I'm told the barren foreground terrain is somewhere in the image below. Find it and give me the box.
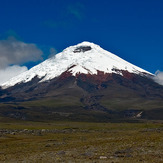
[0,120,162,163]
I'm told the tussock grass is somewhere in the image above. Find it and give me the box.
[0,121,162,162]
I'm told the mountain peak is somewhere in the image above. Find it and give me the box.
[1,42,152,88]
[75,41,99,47]
[72,41,102,53]
[63,41,100,54]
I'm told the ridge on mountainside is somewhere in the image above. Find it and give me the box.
[0,42,163,122]
[1,41,152,88]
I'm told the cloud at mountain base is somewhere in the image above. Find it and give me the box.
[0,65,27,85]
[153,70,163,86]
[0,36,43,85]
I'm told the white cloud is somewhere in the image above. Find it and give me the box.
[153,70,163,86]
[0,37,43,69]
[0,36,43,85]
[0,65,28,85]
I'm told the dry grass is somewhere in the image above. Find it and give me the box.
[0,121,163,162]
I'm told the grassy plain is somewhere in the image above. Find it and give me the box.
[0,120,162,163]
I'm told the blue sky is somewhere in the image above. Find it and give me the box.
[0,0,163,83]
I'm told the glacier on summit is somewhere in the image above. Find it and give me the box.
[1,41,151,88]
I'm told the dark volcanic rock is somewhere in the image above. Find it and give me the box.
[73,46,92,53]
[0,70,163,121]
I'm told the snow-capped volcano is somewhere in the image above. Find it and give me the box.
[1,41,151,88]
[0,42,163,122]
